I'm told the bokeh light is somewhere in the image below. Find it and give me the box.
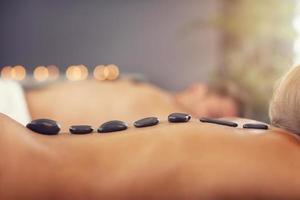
[11,65,26,81]
[93,65,108,81]
[47,65,60,80]
[93,64,120,81]
[1,66,13,80]
[106,64,120,80]
[79,65,89,80]
[34,66,49,82]
[66,65,88,81]
[293,15,300,33]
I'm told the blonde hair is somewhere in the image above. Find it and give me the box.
[269,65,300,134]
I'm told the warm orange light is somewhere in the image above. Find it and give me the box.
[106,64,120,80]
[79,65,89,80]
[1,66,13,80]
[11,65,26,81]
[34,66,49,82]
[93,65,108,81]
[66,65,88,81]
[47,65,60,80]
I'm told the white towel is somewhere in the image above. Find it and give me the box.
[0,80,31,125]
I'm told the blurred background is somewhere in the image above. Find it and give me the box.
[0,0,298,121]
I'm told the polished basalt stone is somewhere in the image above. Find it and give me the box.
[134,117,159,128]
[243,123,269,130]
[199,117,238,127]
[168,113,191,123]
[69,125,94,134]
[98,120,128,133]
[26,119,61,135]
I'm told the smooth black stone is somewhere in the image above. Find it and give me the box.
[199,117,238,127]
[69,125,93,134]
[134,117,159,128]
[98,120,128,133]
[26,119,61,135]
[168,113,191,123]
[243,123,269,130]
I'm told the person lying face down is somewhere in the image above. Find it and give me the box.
[0,109,300,199]
[1,69,300,199]
[270,65,300,135]
[25,79,243,131]
[175,81,244,118]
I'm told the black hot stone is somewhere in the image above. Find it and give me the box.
[26,119,61,135]
[134,117,159,128]
[69,125,93,134]
[199,117,238,127]
[168,113,191,123]
[98,120,128,133]
[243,123,269,130]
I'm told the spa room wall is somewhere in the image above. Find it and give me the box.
[0,0,221,90]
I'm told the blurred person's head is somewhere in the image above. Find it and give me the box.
[270,65,300,135]
[176,81,245,118]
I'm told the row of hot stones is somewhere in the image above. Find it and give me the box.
[26,113,269,135]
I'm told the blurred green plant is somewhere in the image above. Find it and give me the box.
[210,0,296,121]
